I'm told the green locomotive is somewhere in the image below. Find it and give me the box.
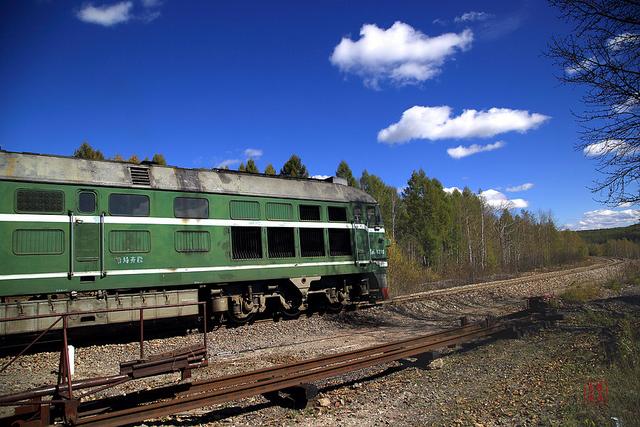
[0,151,389,335]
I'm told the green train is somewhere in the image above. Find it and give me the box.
[0,151,389,335]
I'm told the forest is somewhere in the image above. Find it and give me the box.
[72,143,639,292]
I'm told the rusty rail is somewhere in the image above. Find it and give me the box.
[1,299,559,426]
[0,301,209,425]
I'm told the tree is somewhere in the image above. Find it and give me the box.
[73,142,104,160]
[399,170,453,268]
[280,154,309,177]
[128,155,141,164]
[336,160,358,187]
[151,153,167,166]
[245,159,259,173]
[238,162,246,172]
[359,170,402,239]
[113,154,124,162]
[548,0,640,205]
[264,163,276,175]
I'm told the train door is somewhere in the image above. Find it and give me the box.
[72,190,102,278]
[352,204,370,264]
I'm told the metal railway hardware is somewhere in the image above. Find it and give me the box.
[0,301,209,427]
[0,297,562,426]
[0,150,389,336]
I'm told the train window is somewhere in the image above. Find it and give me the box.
[78,191,96,213]
[16,189,64,213]
[353,205,363,223]
[300,228,325,257]
[109,194,150,216]
[366,206,379,225]
[231,227,262,259]
[300,205,321,221]
[328,229,351,256]
[328,206,347,222]
[174,197,209,219]
[267,227,295,258]
[266,203,293,220]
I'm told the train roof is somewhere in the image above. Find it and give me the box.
[0,150,377,204]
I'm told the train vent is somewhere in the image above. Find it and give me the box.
[129,166,151,186]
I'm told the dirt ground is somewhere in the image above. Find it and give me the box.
[0,259,636,426]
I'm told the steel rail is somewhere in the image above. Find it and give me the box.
[387,259,623,304]
[74,321,509,426]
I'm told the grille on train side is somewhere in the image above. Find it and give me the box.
[129,167,151,186]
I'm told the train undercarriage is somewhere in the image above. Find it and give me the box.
[0,273,385,337]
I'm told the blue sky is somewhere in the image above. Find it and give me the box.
[1,0,638,230]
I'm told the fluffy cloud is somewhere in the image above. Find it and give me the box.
[443,186,462,194]
[480,189,528,209]
[607,32,639,51]
[244,148,263,159]
[330,22,473,86]
[378,106,549,144]
[447,141,505,159]
[216,159,240,169]
[311,175,331,180]
[506,182,534,192]
[567,209,639,230]
[76,2,133,26]
[454,11,492,23]
[583,139,637,157]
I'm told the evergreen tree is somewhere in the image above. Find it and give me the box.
[73,142,104,160]
[280,154,308,177]
[151,153,167,166]
[112,154,124,162]
[336,160,358,187]
[264,164,276,175]
[128,155,141,164]
[238,162,246,172]
[245,159,259,173]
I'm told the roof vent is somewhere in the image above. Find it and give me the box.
[129,166,151,186]
[323,176,348,186]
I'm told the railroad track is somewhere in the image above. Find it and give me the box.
[386,258,624,305]
[1,301,558,427]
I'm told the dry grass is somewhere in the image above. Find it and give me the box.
[560,282,602,304]
[386,242,438,297]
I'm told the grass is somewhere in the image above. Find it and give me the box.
[561,314,640,427]
[560,282,602,304]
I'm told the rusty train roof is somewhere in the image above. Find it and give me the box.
[0,151,377,204]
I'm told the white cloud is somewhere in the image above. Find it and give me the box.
[216,159,240,168]
[330,21,473,86]
[76,2,133,27]
[244,148,263,159]
[506,182,534,192]
[613,97,638,114]
[454,11,492,23]
[447,141,505,159]
[583,139,637,157]
[311,175,331,180]
[607,32,639,52]
[444,186,462,194]
[378,106,549,144]
[567,209,639,230]
[480,189,528,209]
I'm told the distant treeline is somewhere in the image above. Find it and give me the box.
[578,224,640,244]
[72,142,638,291]
[578,224,640,259]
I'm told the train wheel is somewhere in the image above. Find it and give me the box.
[280,293,302,319]
[325,302,343,314]
[227,310,256,325]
